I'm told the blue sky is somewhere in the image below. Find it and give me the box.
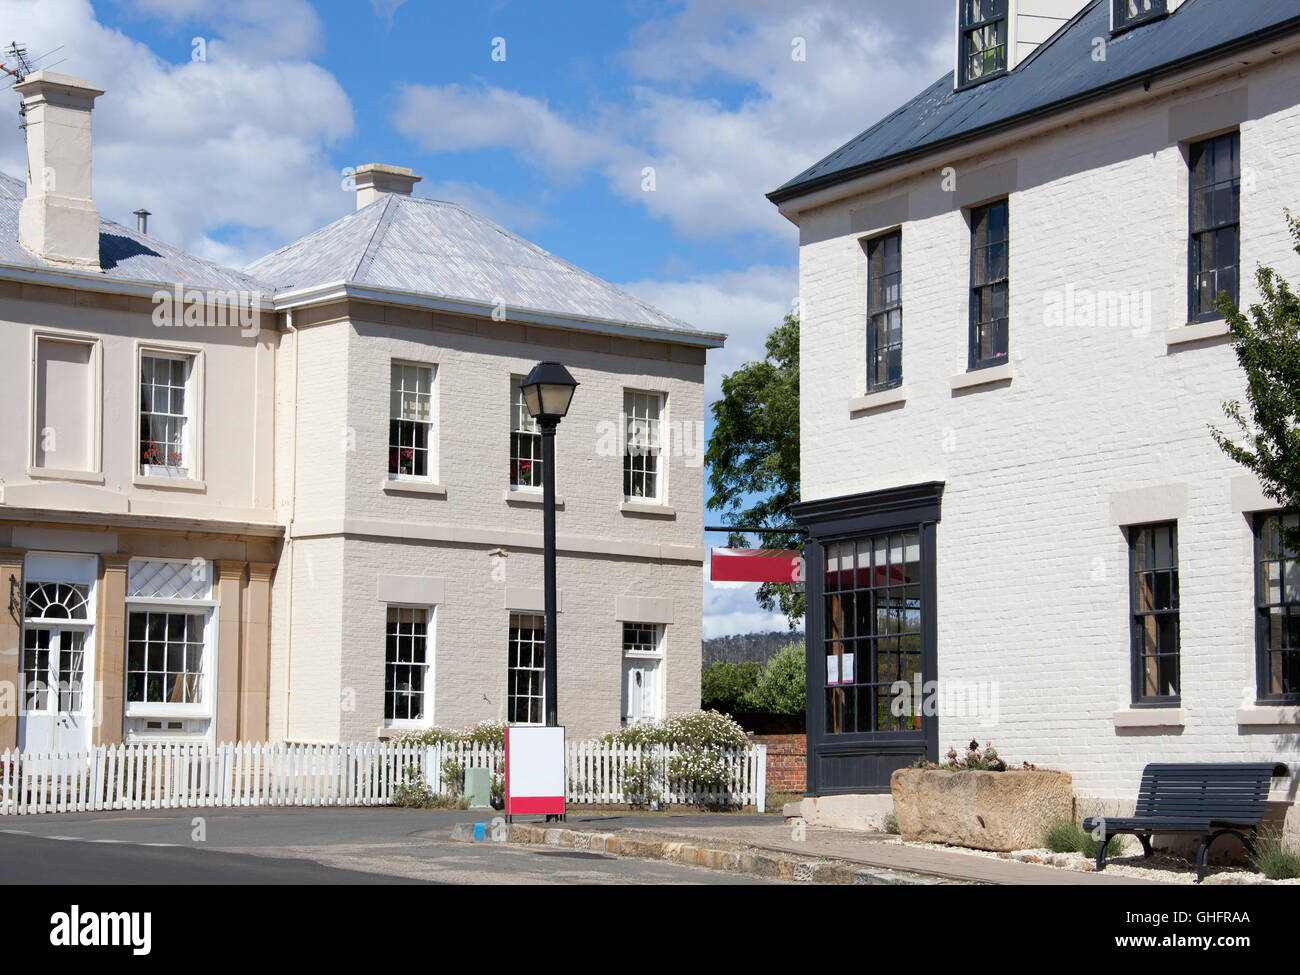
[0,0,954,636]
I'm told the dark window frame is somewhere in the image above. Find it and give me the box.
[1253,511,1300,705]
[957,0,1007,89]
[1187,131,1241,324]
[1112,0,1168,34]
[1128,522,1181,707]
[792,482,943,796]
[968,198,1009,370]
[865,230,903,392]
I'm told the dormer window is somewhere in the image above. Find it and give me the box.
[1112,0,1167,33]
[959,0,1007,88]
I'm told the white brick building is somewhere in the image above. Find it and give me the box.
[0,74,722,753]
[772,0,1300,821]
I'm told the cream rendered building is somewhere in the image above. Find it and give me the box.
[0,71,723,752]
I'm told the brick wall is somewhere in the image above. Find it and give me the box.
[751,733,806,795]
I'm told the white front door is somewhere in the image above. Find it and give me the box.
[18,555,97,755]
[622,658,662,725]
[19,627,92,753]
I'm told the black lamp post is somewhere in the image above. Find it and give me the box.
[519,361,578,727]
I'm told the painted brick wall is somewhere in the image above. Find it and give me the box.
[275,312,709,744]
[796,52,1300,806]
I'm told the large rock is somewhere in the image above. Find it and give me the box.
[891,768,1073,852]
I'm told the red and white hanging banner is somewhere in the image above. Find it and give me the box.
[709,548,803,584]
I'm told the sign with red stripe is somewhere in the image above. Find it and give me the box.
[710,548,803,584]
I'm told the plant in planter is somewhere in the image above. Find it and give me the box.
[892,740,1072,852]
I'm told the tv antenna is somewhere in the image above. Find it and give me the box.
[2,43,66,130]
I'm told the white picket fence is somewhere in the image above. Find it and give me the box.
[0,740,766,815]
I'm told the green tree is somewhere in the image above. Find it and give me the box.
[700,660,761,713]
[743,642,807,715]
[1212,211,1300,549]
[706,312,802,625]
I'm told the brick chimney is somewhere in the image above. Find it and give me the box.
[15,71,104,272]
[352,163,421,210]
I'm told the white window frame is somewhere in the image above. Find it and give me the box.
[135,343,204,485]
[509,375,543,493]
[623,389,666,503]
[622,621,663,659]
[384,604,434,729]
[388,360,436,483]
[507,612,546,726]
[123,558,218,732]
[28,329,103,482]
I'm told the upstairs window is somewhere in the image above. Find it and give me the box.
[139,353,193,478]
[510,377,542,490]
[624,390,663,502]
[1113,0,1167,33]
[866,231,902,392]
[1188,131,1240,323]
[959,0,1006,87]
[968,199,1009,369]
[1129,523,1180,705]
[389,362,433,480]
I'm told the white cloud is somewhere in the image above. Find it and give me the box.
[392,82,618,180]
[119,0,325,60]
[388,0,953,241]
[0,0,353,267]
[619,264,797,402]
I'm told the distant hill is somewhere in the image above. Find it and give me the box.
[703,630,805,666]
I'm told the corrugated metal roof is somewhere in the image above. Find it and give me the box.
[0,172,271,294]
[247,193,704,336]
[770,0,1300,205]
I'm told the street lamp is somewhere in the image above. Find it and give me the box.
[519,361,578,727]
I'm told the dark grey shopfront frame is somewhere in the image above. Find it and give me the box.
[792,482,942,796]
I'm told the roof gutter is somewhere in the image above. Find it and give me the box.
[270,280,728,349]
[768,14,1300,213]
[0,260,273,301]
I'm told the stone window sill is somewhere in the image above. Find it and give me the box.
[621,501,676,519]
[848,386,907,415]
[27,467,104,485]
[1166,319,1231,349]
[1113,707,1185,729]
[1236,706,1300,727]
[132,474,206,492]
[505,490,564,508]
[381,478,446,497]
[950,362,1013,392]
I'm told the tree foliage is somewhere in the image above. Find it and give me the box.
[705,312,803,625]
[1212,211,1300,549]
[742,642,807,715]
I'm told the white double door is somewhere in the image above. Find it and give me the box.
[18,625,93,753]
[622,658,662,725]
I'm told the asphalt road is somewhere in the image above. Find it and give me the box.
[0,807,788,885]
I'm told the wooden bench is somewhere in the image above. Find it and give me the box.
[1082,762,1289,882]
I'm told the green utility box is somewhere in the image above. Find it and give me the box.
[465,768,493,810]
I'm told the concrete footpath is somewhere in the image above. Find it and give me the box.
[454,818,1166,885]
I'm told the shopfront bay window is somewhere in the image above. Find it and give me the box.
[823,532,923,734]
